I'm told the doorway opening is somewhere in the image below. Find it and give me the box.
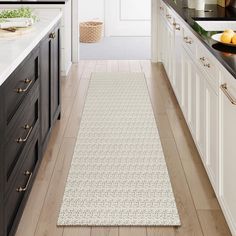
[78,0,151,60]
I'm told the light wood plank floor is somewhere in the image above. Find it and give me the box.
[16,60,231,236]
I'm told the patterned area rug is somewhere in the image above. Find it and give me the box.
[58,72,180,226]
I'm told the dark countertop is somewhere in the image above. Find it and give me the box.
[163,0,236,78]
[0,0,68,4]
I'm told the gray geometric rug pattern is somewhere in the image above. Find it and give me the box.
[58,72,181,226]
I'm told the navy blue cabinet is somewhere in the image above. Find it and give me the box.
[0,22,61,236]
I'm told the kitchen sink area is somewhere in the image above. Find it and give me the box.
[194,20,236,32]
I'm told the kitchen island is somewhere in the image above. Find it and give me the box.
[0,0,73,76]
[0,10,62,236]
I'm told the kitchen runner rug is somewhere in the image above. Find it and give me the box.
[58,72,181,226]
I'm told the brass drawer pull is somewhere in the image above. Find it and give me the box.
[184,36,193,44]
[174,23,181,31]
[16,171,32,192]
[166,14,172,19]
[200,57,205,61]
[49,32,56,39]
[221,83,236,105]
[15,79,33,94]
[16,125,33,143]
[200,57,210,68]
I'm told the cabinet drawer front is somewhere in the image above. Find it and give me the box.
[182,26,196,57]
[5,136,39,236]
[197,45,220,92]
[4,49,39,123]
[5,86,39,187]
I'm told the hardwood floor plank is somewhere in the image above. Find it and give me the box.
[81,60,97,79]
[166,108,220,210]
[147,227,175,236]
[107,60,119,72]
[160,138,204,236]
[198,210,231,236]
[62,64,83,99]
[64,77,90,138]
[155,114,174,139]
[15,61,231,236]
[119,227,147,236]
[95,60,107,72]
[129,60,142,72]
[118,60,130,72]
[140,60,152,78]
[149,63,178,110]
[91,227,118,236]
[63,227,91,236]
[34,138,76,236]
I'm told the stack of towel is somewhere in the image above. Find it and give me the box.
[0,18,34,29]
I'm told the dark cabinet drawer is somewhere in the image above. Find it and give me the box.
[3,48,39,123]
[5,83,39,187]
[5,134,39,236]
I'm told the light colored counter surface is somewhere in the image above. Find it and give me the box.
[0,10,62,86]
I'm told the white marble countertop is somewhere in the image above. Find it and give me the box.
[0,10,62,86]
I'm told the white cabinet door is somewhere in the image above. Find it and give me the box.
[181,48,189,120]
[205,80,219,191]
[181,47,197,140]
[220,75,236,233]
[159,15,167,68]
[166,24,174,83]
[195,67,206,159]
[188,56,196,136]
[173,20,182,103]
[105,0,151,36]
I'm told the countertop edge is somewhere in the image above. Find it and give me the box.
[162,0,236,79]
[0,2,66,4]
[0,12,62,86]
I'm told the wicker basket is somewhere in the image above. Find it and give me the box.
[80,21,103,43]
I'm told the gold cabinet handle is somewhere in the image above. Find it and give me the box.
[49,32,56,39]
[200,57,206,62]
[221,83,236,105]
[173,22,181,30]
[166,14,172,19]
[15,79,33,93]
[204,63,211,68]
[184,36,192,44]
[16,125,33,143]
[200,57,210,68]
[16,171,32,192]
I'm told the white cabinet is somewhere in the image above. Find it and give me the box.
[166,24,174,83]
[181,48,189,121]
[173,19,182,102]
[195,67,206,159]
[220,74,236,233]
[205,80,219,191]
[158,1,236,234]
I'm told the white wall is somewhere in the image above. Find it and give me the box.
[78,0,105,23]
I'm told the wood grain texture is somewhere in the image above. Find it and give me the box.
[63,227,91,236]
[15,60,231,236]
[119,227,147,236]
[91,227,118,236]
